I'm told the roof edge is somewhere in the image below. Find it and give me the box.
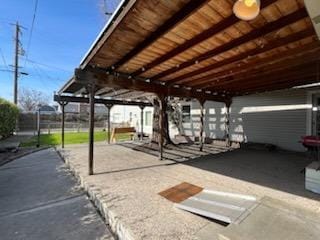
[79,0,137,68]
[58,76,76,94]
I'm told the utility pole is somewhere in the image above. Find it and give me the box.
[13,22,20,105]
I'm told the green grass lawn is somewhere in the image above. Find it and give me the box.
[21,131,131,147]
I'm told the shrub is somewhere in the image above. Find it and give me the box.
[0,98,19,139]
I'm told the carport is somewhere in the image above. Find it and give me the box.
[57,0,320,175]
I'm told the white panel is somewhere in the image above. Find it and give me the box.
[181,89,310,152]
[175,190,257,224]
[306,161,320,194]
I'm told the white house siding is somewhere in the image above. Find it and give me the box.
[181,89,312,152]
[181,101,226,139]
[110,106,154,135]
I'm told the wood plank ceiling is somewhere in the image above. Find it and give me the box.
[72,0,320,100]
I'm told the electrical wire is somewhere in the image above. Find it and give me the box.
[24,0,39,67]
[22,57,71,73]
[0,47,9,71]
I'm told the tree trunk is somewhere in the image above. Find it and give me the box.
[152,97,171,145]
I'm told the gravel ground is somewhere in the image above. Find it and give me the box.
[59,143,320,240]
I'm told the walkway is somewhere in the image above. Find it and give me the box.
[0,148,113,240]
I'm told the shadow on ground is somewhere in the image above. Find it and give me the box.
[119,141,320,202]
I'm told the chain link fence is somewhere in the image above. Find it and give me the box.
[18,112,133,134]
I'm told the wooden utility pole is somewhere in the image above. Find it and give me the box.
[13,22,20,105]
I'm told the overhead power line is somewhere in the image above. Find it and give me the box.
[0,47,9,71]
[24,0,39,67]
[22,58,71,73]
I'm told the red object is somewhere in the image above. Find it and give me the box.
[301,136,320,148]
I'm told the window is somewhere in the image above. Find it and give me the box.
[182,105,191,122]
[145,111,152,126]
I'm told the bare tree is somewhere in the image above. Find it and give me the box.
[18,88,49,112]
[167,97,183,134]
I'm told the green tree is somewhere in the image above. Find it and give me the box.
[0,98,19,139]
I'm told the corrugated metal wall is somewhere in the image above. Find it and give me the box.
[182,89,310,152]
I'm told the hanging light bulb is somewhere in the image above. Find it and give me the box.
[233,0,261,21]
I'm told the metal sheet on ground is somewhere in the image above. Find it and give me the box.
[175,189,257,224]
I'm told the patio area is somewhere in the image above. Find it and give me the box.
[58,142,320,240]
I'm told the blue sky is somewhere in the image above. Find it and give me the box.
[0,0,119,103]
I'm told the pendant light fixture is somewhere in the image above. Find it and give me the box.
[233,0,261,21]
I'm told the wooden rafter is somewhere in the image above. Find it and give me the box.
[107,89,131,97]
[207,62,319,93]
[231,75,318,95]
[53,94,153,106]
[132,0,277,76]
[150,7,309,81]
[96,88,114,96]
[167,29,315,86]
[192,41,320,88]
[112,0,209,71]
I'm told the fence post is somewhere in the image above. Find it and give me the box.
[36,107,41,148]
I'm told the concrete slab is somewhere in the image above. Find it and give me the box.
[0,195,112,240]
[0,148,113,240]
[58,143,320,240]
[0,149,82,216]
[195,222,225,240]
[219,197,320,240]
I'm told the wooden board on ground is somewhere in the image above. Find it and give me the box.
[159,182,203,203]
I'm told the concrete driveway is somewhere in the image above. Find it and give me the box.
[0,148,113,240]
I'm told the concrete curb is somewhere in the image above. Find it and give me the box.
[56,148,135,240]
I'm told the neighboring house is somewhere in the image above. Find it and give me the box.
[181,88,320,152]
[61,102,154,135]
[111,105,154,135]
[39,105,57,115]
[63,103,107,114]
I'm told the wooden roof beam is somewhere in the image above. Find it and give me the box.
[112,0,209,71]
[171,29,316,86]
[206,62,319,92]
[229,75,318,96]
[192,41,320,88]
[132,0,277,77]
[151,7,309,81]
[209,60,320,91]
[110,89,132,97]
[53,94,153,107]
[75,67,228,102]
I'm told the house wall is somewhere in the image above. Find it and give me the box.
[110,105,154,135]
[181,89,314,152]
[61,103,154,135]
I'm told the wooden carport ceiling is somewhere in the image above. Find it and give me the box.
[75,0,319,100]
